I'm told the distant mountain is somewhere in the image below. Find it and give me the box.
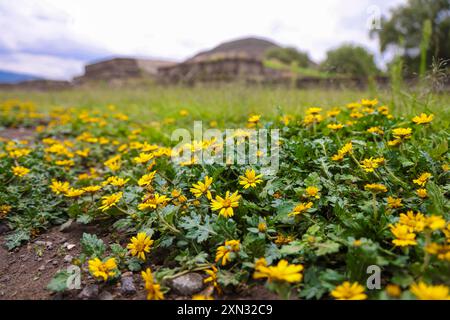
[187,37,281,62]
[0,70,42,84]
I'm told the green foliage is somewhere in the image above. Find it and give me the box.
[80,233,106,258]
[265,47,311,68]
[372,0,450,74]
[321,44,379,77]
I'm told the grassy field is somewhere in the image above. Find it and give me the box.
[1,85,448,128]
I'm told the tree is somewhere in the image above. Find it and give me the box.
[371,0,450,74]
[265,47,312,68]
[320,44,379,77]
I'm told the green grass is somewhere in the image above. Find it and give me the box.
[0,84,448,128]
[263,59,333,78]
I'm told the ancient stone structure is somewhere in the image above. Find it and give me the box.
[157,37,288,84]
[158,53,288,85]
[74,58,175,84]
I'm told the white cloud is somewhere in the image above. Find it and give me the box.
[0,53,84,80]
[0,0,407,79]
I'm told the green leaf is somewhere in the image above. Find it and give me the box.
[5,229,30,250]
[315,240,340,256]
[46,271,70,292]
[179,212,214,243]
[80,233,105,257]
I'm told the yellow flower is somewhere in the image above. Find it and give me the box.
[75,148,90,158]
[239,169,263,189]
[331,142,352,161]
[364,183,387,193]
[387,196,403,209]
[179,109,189,117]
[0,205,12,219]
[347,102,361,110]
[425,243,450,261]
[306,107,322,115]
[127,232,154,261]
[412,113,434,125]
[141,268,164,300]
[190,176,213,199]
[416,188,427,198]
[138,171,157,187]
[331,153,345,161]
[361,98,378,106]
[12,166,30,177]
[327,123,344,130]
[386,284,402,298]
[88,258,117,281]
[367,126,384,135]
[360,157,385,172]
[83,185,102,193]
[399,211,425,232]
[215,240,240,266]
[55,159,75,167]
[410,282,450,300]
[390,223,417,247]
[171,189,187,204]
[444,224,450,243]
[350,111,364,119]
[204,265,221,294]
[413,172,431,187]
[388,139,401,147]
[103,176,129,187]
[248,114,261,123]
[99,192,123,211]
[192,294,213,300]
[275,234,295,245]
[425,215,446,231]
[258,221,267,232]
[303,114,323,125]
[331,281,367,300]
[104,155,121,171]
[138,193,170,211]
[326,108,341,117]
[279,114,293,125]
[392,127,412,140]
[289,202,313,217]
[134,152,154,164]
[50,180,70,195]
[304,186,320,199]
[211,191,241,218]
[253,259,303,283]
[65,188,85,198]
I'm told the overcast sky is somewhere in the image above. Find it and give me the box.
[0,0,406,80]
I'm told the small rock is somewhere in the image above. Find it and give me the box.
[63,255,73,263]
[120,274,136,296]
[0,222,10,235]
[99,291,114,300]
[67,244,76,250]
[169,273,204,296]
[38,265,46,272]
[78,284,99,300]
[52,260,59,266]
[35,241,53,249]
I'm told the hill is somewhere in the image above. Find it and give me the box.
[187,37,281,62]
[0,70,41,84]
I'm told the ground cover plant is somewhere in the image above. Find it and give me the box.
[0,91,449,300]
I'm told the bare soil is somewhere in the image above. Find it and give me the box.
[0,223,277,300]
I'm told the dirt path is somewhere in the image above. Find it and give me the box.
[0,224,109,299]
[0,223,277,300]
